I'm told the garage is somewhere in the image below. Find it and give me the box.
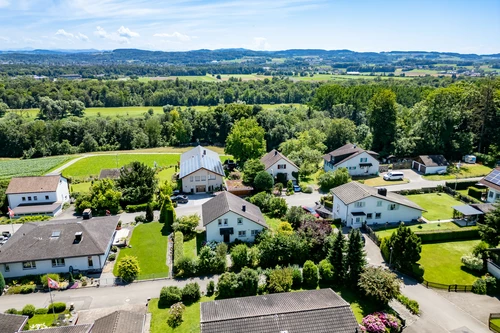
[412,155,448,175]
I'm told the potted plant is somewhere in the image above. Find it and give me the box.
[116,220,122,230]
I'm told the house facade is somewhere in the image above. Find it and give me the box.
[179,146,224,194]
[332,182,424,228]
[6,175,70,217]
[411,155,449,174]
[478,168,500,203]
[323,144,380,176]
[260,149,299,182]
[0,216,118,278]
[202,192,268,243]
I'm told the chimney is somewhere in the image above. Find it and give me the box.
[377,188,387,196]
[274,150,278,156]
[74,232,83,243]
[242,205,246,212]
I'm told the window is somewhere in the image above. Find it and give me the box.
[22,261,36,270]
[489,191,494,198]
[195,176,200,181]
[237,218,243,225]
[45,195,49,200]
[377,201,383,207]
[224,219,228,225]
[52,258,65,267]
[277,164,286,169]
[28,196,32,201]
[238,230,246,237]
[208,174,216,180]
[496,193,500,199]
[354,201,365,208]
[22,197,26,201]
[251,230,259,236]
[88,256,94,267]
[355,217,361,223]
[367,213,373,219]
[348,166,357,170]
[218,219,222,226]
[34,196,38,201]
[388,204,399,211]
[4,264,9,272]
[360,157,368,162]
[190,176,193,182]
[375,213,381,219]
[201,175,206,181]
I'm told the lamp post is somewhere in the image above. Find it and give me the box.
[389,246,394,268]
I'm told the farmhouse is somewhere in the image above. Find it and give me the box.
[260,149,299,182]
[200,289,359,333]
[478,168,500,203]
[6,175,70,217]
[0,216,118,278]
[179,146,224,194]
[331,181,424,228]
[202,191,267,243]
[323,143,380,176]
[412,155,449,174]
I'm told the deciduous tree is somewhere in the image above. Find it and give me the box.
[225,118,266,163]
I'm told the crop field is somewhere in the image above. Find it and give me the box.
[0,156,73,179]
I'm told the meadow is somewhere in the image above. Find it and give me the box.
[0,156,73,179]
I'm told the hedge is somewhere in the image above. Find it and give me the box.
[415,228,480,243]
[445,180,478,191]
[323,200,333,209]
[125,201,160,213]
[47,302,66,314]
[173,232,184,272]
[467,187,484,201]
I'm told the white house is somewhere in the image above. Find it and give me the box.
[260,149,299,182]
[411,155,449,174]
[478,168,500,203]
[331,182,424,228]
[323,144,380,176]
[179,146,225,194]
[0,216,118,278]
[6,175,70,217]
[202,192,268,243]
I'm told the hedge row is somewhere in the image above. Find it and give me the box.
[415,228,480,243]
[125,201,160,213]
[467,187,484,201]
[173,232,184,271]
[323,200,333,209]
[445,180,478,191]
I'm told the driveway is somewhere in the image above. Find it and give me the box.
[283,191,323,208]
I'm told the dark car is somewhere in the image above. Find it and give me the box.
[171,195,189,204]
[302,206,320,218]
[82,208,92,220]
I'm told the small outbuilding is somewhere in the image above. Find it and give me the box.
[412,155,449,174]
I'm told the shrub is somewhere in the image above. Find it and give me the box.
[302,260,318,289]
[485,275,497,294]
[117,255,140,282]
[231,244,250,271]
[145,202,154,222]
[22,304,36,318]
[249,191,272,210]
[472,278,487,295]
[0,272,4,293]
[35,308,48,315]
[461,254,484,271]
[111,246,118,252]
[217,272,240,299]
[21,285,35,294]
[229,171,241,180]
[396,294,420,315]
[41,274,60,289]
[467,187,484,201]
[267,267,293,293]
[108,253,116,261]
[445,180,478,191]
[47,302,66,314]
[206,280,215,296]
[254,171,274,192]
[173,215,200,239]
[361,312,400,333]
[416,228,480,243]
[318,259,334,283]
[173,231,184,272]
[182,283,201,304]
[126,202,161,212]
[134,215,147,223]
[303,185,314,194]
[268,197,288,218]
[176,257,198,277]
[318,168,351,192]
[286,179,294,195]
[277,222,294,235]
[359,266,401,305]
[5,308,19,314]
[198,245,226,275]
[159,286,183,307]
[167,302,185,328]
[238,267,259,297]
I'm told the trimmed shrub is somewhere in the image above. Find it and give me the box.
[323,200,333,209]
[416,228,480,243]
[0,272,4,293]
[267,267,293,294]
[445,180,478,191]
[47,302,66,314]
[5,308,19,314]
[159,286,183,307]
[302,260,319,289]
[292,266,302,289]
[111,246,118,252]
[125,202,160,213]
[238,268,259,297]
[41,274,60,289]
[467,187,484,201]
[217,272,240,299]
[303,185,314,194]
[173,231,184,272]
[485,275,497,294]
[35,308,48,315]
[318,259,334,283]
[396,294,420,315]
[22,304,36,318]
[117,255,140,282]
[21,285,36,294]
[461,254,483,271]
[182,283,201,304]
[176,257,198,277]
[167,302,185,328]
[472,278,487,295]
[231,244,250,271]
[206,280,215,296]
[108,253,116,261]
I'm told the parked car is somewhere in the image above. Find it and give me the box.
[383,171,404,181]
[293,185,302,192]
[82,208,92,220]
[302,206,320,218]
[171,195,189,204]
[172,189,180,196]
[2,231,11,238]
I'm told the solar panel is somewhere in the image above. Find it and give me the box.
[484,169,500,185]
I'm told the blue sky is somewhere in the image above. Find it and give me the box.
[0,0,499,53]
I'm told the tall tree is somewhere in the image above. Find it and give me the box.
[386,223,422,270]
[368,89,397,155]
[328,232,346,284]
[225,118,266,163]
[0,102,8,118]
[325,118,357,151]
[242,159,265,185]
[479,204,500,246]
[116,161,158,205]
[346,229,366,286]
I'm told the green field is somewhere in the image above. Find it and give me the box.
[418,240,482,285]
[0,156,74,179]
[183,237,198,259]
[71,181,92,193]
[407,193,464,221]
[423,164,492,181]
[113,222,169,279]
[375,222,462,239]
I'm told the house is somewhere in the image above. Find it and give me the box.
[478,168,500,203]
[179,146,224,194]
[6,175,70,217]
[260,149,299,182]
[98,168,121,180]
[202,191,267,243]
[323,143,380,176]
[0,313,28,333]
[0,216,118,278]
[200,289,359,333]
[91,311,146,333]
[331,181,424,228]
[412,155,449,174]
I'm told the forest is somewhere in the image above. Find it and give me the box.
[0,77,498,163]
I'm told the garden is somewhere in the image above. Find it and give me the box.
[423,164,491,181]
[406,193,465,221]
[5,302,71,330]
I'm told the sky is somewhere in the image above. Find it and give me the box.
[0,0,499,54]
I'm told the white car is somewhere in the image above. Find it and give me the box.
[383,171,404,181]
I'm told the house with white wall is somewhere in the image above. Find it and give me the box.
[260,149,299,182]
[411,155,449,174]
[202,192,268,243]
[6,175,70,217]
[478,168,500,203]
[323,144,379,176]
[331,181,424,228]
[0,216,118,278]
[179,146,225,194]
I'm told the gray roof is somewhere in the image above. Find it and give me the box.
[92,311,145,333]
[479,168,500,191]
[202,191,267,228]
[21,325,92,333]
[6,175,62,194]
[323,143,379,166]
[417,155,449,167]
[179,146,224,179]
[99,168,121,180]
[0,313,28,333]
[260,149,299,170]
[200,289,359,333]
[331,181,424,211]
[471,203,496,214]
[11,202,61,215]
[452,205,484,216]
[0,216,119,264]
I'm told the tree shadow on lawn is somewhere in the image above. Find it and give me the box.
[459,266,484,280]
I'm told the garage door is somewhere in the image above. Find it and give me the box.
[196,185,206,193]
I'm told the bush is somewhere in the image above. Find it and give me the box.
[5,308,19,314]
[318,168,351,192]
[267,267,294,293]
[485,275,497,294]
[173,215,200,239]
[21,285,35,294]
[108,253,116,261]
[206,280,215,296]
[159,286,183,307]
[268,197,288,218]
[396,294,420,315]
[292,266,302,289]
[176,257,198,277]
[182,283,201,304]
[35,308,48,315]
[249,191,272,210]
[416,228,479,243]
[302,260,318,289]
[472,278,487,295]
[461,254,484,271]
[167,302,185,328]
[0,272,4,293]
[323,200,333,209]
[125,201,160,213]
[117,255,141,282]
[254,171,274,192]
[238,267,259,297]
[145,202,154,222]
[47,302,66,314]
[41,274,60,289]
[318,259,334,283]
[359,266,401,305]
[467,187,484,201]
[445,180,478,191]
[111,246,118,252]
[134,215,147,223]
[303,185,314,194]
[361,312,400,333]
[173,231,184,273]
[22,304,36,318]
[231,244,250,271]
[217,272,240,299]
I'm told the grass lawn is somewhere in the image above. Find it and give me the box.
[0,156,74,179]
[358,177,409,187]
[423,164,492,181]
[183,237,197,259]
[491,318,500,327]
[27,310,70,328]
[113,222,169,279]
[374,221,463,240]
[157,168,176,184]
[299,169,323,189]
[333,287,382,322]
[71,181,92,193]
[149,296,215,333]
[406,193,464,221]
[264,215,283,230]
[418,240,482,285]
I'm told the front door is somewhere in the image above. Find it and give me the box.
[196,185,206,193]
[223,234,230,242]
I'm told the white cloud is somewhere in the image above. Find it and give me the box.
[0,36,9,42]
[253,37,270,50]
[153,31,191,42]
[56,29,74,38]
[118,26,140,38]
[0,0,10,8]
[94,26,108,39]
[77,33,89,42]
[55,29,89,42]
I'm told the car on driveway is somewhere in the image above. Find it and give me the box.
[302,206,320,218]
[293,185,302,192]
[171,195,189,204]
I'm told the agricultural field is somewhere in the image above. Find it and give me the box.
[0,156,74,179]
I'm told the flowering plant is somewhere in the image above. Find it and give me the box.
[360,312,400,333]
